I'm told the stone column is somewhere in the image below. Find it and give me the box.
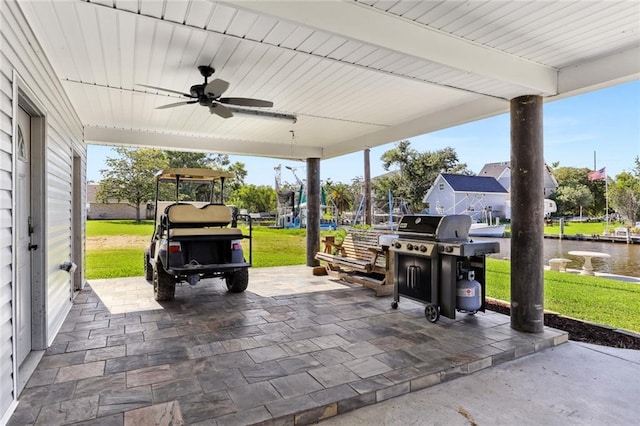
[306,158,320,267]
[510,95,544,333]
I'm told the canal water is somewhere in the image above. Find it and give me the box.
[477,237,640,278]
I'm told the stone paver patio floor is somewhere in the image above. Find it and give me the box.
[8,265,567,425]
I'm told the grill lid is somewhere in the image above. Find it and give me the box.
[396,214,472,241]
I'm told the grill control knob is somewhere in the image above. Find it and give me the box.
[445,246,453,253]
[406,243,413,251]
[394,242,402,249]
[420,245,427,252]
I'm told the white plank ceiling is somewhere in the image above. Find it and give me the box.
[18,0,640,160]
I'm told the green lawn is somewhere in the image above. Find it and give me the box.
[86,220,640,333]
[87,220,154,236]
[485,259,640,333]
[541,221,625,236]
[87,248,146,279]
[243,226,310,267]
[86,221,321,278]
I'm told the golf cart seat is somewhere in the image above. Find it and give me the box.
[163,203,242,237]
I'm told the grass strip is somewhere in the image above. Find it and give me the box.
[87,220,154,236]
[86,247,144,279]
[486,258,640,333]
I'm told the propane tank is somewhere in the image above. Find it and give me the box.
[456,270,482,313]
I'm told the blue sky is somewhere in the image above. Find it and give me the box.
[87,80,640,186]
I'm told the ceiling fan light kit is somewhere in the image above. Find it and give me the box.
[138,65,296,123]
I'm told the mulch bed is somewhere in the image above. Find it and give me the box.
[485,299,640,350]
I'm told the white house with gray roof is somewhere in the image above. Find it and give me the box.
[478,161,559,197]
[423,174,509,221]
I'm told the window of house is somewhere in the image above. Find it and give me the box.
[439,183,444,190]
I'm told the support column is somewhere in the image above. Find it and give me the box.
[510,95,544,333]
[364,149,372,225]
[306,158,321,267]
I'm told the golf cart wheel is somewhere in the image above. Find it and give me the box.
[153,262,176,301]
[391,301,398,309]
[144,250,153,281]
[225,268,249,293]
[425,304,440,323]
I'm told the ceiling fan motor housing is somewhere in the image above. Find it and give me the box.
[190,84,204,99]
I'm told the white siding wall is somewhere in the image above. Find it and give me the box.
[424,177,508,220]
[543,172,558,197]
[0,7,16,417]
[424,176,455,215]
[0,1,85,421]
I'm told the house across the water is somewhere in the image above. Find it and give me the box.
[423,173,509,221]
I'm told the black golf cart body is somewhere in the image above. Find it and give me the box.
[144,168,252,300]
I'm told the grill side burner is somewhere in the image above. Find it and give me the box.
[390,214,500,322]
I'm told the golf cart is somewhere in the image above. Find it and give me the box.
[144,168,252,301]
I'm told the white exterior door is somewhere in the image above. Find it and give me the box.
[16,106,32,366]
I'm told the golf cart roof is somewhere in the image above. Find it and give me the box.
[155,168,235,181]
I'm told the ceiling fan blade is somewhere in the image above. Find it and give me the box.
[137,84,192,97]
[219,98,274,108]
[156,100,197,110]
[209,103,233,119]
[204,79,230,97]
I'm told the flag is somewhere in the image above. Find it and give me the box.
[588,167,606,181]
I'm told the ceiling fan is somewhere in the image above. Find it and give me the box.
[138,65,274,119]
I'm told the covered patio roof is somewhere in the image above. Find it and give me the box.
[19,0,640,160]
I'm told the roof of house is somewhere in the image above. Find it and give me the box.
[441,174,508,193]
[478,162,510,178]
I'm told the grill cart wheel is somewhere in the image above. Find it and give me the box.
[425,304,439,323]
[391,301,398,309]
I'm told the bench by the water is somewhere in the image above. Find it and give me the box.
[548,258,571,272]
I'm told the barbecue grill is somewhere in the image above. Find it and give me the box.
[389,214,500,322]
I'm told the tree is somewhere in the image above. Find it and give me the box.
[550,165,606,215]
[555,184,594,217]
[324,181,353,222]
[552,166,592,186]
[165,151,230,169]
[609,157,640,224]
[373,141,471,212]
[98,148,249,220]
[97,147,168,221]
[228,184,276,213]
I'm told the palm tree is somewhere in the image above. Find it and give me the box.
[327,182,353,222]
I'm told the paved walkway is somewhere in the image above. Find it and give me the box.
[319,341,640,425]
[9,266,567,425]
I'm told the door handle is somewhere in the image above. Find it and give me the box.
[28,243,38,251]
